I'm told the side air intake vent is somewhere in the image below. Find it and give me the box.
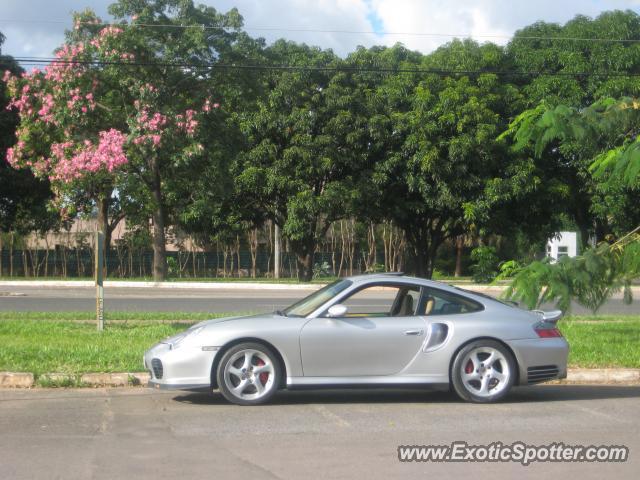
[423,323,449,352]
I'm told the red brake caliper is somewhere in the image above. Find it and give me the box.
[465,360,474,374]
[256,358,269,384]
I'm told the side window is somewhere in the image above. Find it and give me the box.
[335,284,421,317]
[422,288,482,316]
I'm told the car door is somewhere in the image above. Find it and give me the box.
[299,284,427,377]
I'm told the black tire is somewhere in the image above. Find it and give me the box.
[450,339,516,403]
[216,342,282,406]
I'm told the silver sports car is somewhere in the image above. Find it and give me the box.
[144,273,568,405]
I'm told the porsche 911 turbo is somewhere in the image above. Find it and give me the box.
[144,273,568,405]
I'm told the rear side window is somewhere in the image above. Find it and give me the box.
[421,287,483,316]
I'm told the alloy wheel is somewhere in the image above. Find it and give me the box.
[460,346,511,398]
[222,348,276,401]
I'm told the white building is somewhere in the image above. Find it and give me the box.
[546,231,579,261]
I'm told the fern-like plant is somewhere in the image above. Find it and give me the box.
[500,96,640,313]
[504,232,640,314]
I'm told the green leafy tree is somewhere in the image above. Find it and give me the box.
[235,41,370,280]
[172,28,269,249]
[506,10,640,245]
[367,40,537,277]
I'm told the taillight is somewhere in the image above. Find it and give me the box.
[534,323,563,338]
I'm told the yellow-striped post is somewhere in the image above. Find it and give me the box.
[95,230,104,331]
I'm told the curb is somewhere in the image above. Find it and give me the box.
[0,372,150,388]
[558,368,640,384]
[0,369,638,388]
[0,372,34,388]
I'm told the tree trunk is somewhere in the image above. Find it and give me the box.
[44,237,49,277]
[292,237,315,282]
[426,243,437,279]
[365,222,376,272]
[152,209,166,281]
[274,222,281,279]
[411,247,428,278]
[96,197,111,249]
[454,235,464,277]
[404,226,443,279]
[9,232,14,277]
[150,158,167,282]
[296,252,314,282]
[249,228,259,278]
[338,220,346,277]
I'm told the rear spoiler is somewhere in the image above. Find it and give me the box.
[532,310,563,324]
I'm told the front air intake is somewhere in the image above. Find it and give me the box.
[151,358,163,379]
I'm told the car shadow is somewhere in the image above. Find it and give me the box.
[506,384,640,403]
[171,384,640,406]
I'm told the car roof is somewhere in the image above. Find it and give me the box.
[344,273,456,291]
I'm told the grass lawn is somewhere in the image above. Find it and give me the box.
[0,320,186,379]
[0,313,637,385]
[0,312,236,384]
[561,316,640,369]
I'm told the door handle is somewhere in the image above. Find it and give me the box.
[404,329,423,336]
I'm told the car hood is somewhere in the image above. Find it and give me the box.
[193,312,281,328]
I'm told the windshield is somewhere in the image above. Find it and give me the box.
[282,279,353,317]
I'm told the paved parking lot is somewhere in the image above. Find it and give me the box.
[0,385,638,479]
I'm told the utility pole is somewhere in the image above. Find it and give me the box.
[274,223,281,279]
[95,230,104,331]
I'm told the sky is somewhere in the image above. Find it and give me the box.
[2,0,640,61]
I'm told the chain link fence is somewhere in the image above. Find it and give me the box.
[0,247,391,279]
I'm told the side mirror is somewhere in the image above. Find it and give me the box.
[326,304,348,318]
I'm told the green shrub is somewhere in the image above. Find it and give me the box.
[313,261,331,279]
[470,246,499,283]
[495,260,522,281]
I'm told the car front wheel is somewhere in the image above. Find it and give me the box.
[451,340,516,403]
[216,342,281,406]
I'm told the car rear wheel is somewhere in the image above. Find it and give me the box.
[216,342,281,406]
[451,340,516,403]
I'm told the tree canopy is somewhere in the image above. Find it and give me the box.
[4,4,640,284]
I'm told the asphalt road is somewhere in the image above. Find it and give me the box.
[1,285,640,315]
[0,385,638,479]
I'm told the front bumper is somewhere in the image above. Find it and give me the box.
[506,337,569,385]
[143,342,218,390]
[147,379,212,391]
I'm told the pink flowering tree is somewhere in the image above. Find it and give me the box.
[4,21,130,250]
[6,8,218,279]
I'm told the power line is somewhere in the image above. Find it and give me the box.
[12,56,640,77]
[2,17,640,44]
